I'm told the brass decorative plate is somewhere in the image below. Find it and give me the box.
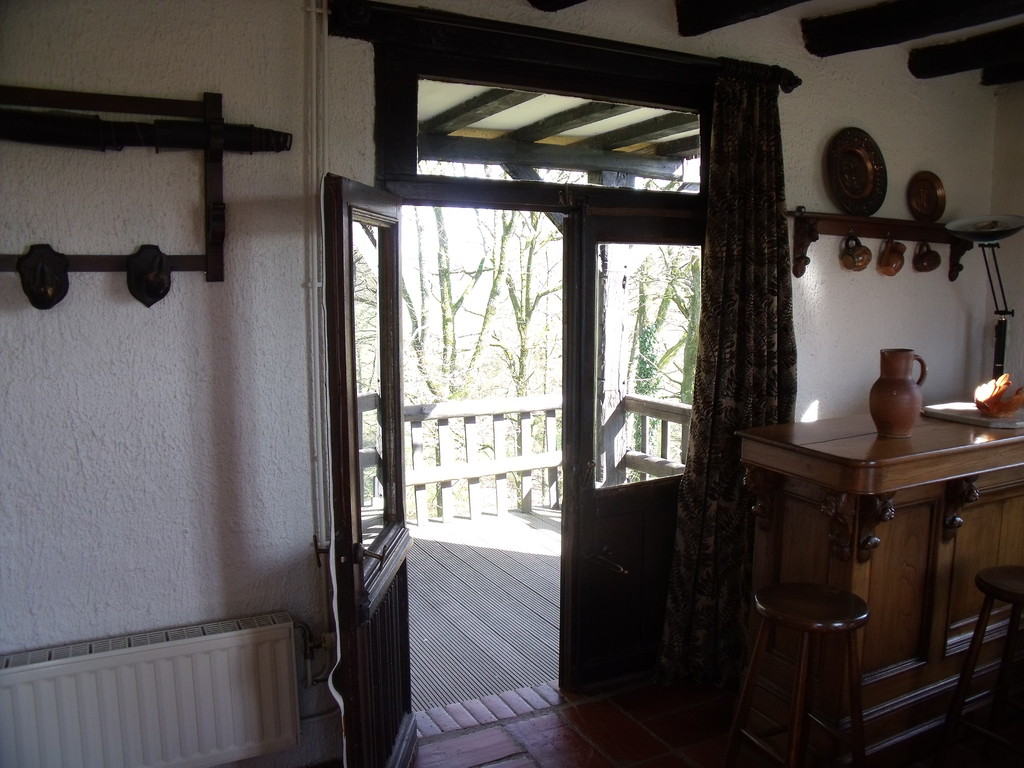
[825,127,887,216]
[906,171,946,222]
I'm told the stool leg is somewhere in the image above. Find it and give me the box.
[991,602,1021,728]
[935,593,994,767]
[726,618,769,768]
[846,629,867,768]
[786,631,812,768]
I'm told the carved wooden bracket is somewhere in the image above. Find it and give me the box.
[943,475,981,539]
[856,493,897,562]
[875,494,897,522]
[822,492,856,561]
[821,491,896,562]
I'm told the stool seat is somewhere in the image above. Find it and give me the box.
[756,582,869,633]
[976,565,1024,604]
[726,582,868,768]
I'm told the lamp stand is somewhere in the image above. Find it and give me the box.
[980,242,1014,379]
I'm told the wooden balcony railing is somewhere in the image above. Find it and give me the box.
[357,391,691,525]
[403,394,562,526]
[615,393,691,482]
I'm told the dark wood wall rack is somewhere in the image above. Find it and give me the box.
[788,207,973,281]
[0,85,228,282]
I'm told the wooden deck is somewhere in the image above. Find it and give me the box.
[407,509,561,712]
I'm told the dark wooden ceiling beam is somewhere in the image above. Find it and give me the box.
[802,0,1024,58]
[909,23,1024,79]
[676,0,808,37]
[983,59,1024,84]
[419,88,541,135]
[527,1,587,10]
[571,112,699,150]
[653,134,702,159]
[507,102,639,143]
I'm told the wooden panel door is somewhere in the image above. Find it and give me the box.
[561,210,702,689]
[323,174,416,768]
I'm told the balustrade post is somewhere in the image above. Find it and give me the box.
[438,417,454,523]
[493,412,509,515]
[410,419,426,526]
[545,409,559,509]
[465,415,483,518]
[519,410,533,515]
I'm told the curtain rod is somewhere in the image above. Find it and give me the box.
[719,57,803,93]
[331,1,801,93]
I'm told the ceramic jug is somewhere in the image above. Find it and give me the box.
[869,349,927,438]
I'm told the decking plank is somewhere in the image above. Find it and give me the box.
[408,510,561,712]
[429,541,558,625]
[410,544,557,666]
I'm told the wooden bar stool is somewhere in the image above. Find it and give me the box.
[935,565,1024,766]
[725,582,869,768]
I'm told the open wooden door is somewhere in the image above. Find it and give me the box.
[561,210,700,689]
[324,174,416,768]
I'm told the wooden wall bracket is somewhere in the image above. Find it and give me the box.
[942,475,981,539]
[788,207,973,281]
[822,491,856,561]
[0,85,291,307]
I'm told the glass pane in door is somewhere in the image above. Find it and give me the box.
[595,241,700,488]
[353,221,385,545]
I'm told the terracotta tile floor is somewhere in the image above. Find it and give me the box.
[412,678,1024,768]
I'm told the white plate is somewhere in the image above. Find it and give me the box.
[945,215,1024,243]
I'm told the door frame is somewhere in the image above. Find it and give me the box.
[330,0,717,703]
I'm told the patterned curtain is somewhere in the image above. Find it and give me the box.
[658,59,800,688]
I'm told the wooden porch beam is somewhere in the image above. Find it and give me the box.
[571,112,699,150]
[507,102,639,143]
[676,0,808,37]
[802,0,1024,58]
[417,134,689,180]
[908,23,1024,80]
[419,88,541,135]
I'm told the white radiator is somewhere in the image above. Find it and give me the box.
[0,612,299,768]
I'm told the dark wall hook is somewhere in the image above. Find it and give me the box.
[17,244,69,310]
[0,85,293,291]
[126,244,172,307]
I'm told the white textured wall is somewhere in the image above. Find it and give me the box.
[0,1,1011,766]
[0,1,341,764]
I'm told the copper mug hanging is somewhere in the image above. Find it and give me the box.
[913,241,941,272]
[878,238,906,276]
[841,235,872,271]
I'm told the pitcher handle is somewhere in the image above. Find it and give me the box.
[914,354,927,387]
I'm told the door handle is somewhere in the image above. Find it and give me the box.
[587,548,629,576]
[355,542,387,564]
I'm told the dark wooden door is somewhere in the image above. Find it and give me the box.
[323,174,416,768]
[561,210,700,689]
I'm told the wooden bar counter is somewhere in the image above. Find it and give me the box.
[738,413,1024,766]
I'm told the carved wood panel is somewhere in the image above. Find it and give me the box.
[861,497,936,674]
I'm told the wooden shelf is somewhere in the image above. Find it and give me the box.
[787,208,973,281]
